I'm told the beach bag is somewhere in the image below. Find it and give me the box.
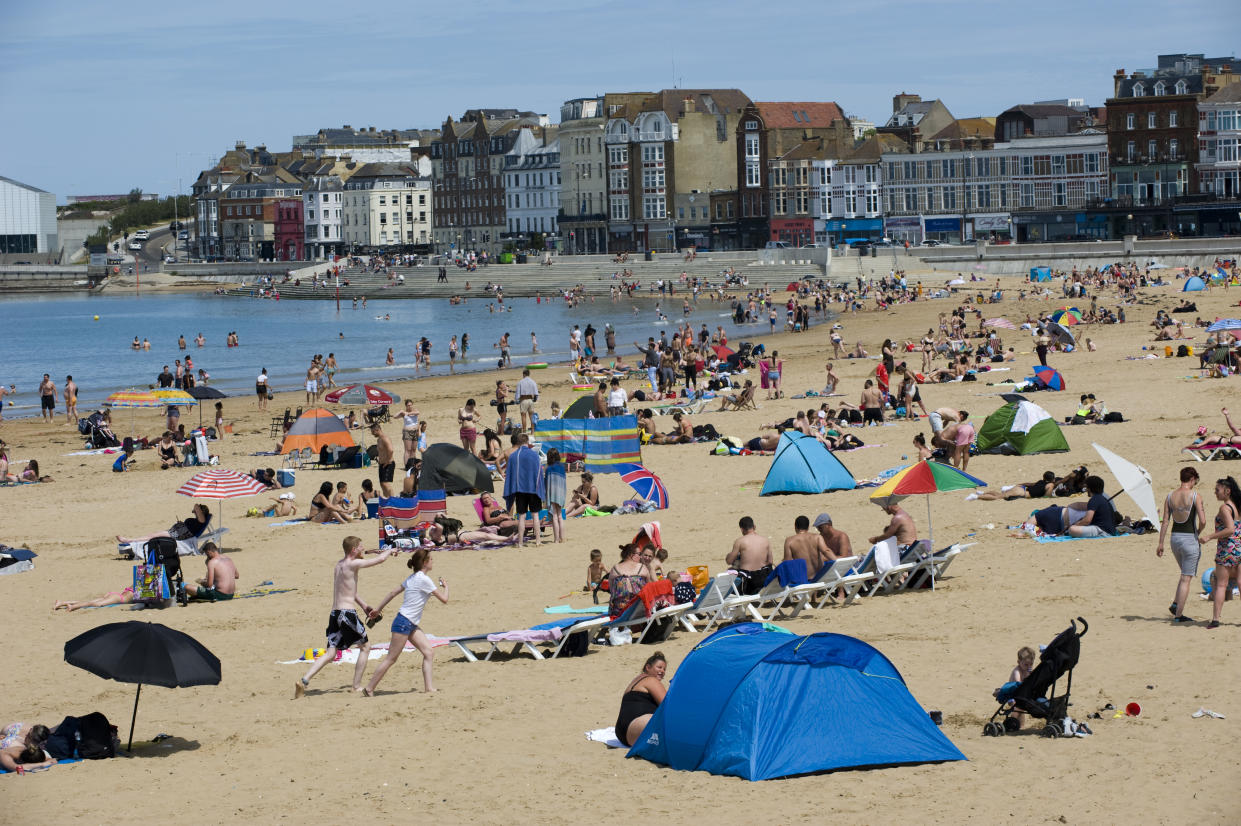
[1177,344,1190,357]
[76,712,116,760]
[560,629,590,657]
[1104,411,1124,423]
[133,564,170,602]
[687,565,709,590]
[608,627,633,646]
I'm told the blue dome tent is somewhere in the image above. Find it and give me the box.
[1183,276,1207,292]
[1030,266,1052,282]
[628,624,965,779]
[760,431,856,495]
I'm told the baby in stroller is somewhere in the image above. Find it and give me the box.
[984,617,1090,738]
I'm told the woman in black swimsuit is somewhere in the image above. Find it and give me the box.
[969,471,1057,501]
[615,651,668,748]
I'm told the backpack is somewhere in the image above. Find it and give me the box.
[1177,344,1190,357]
[559,629,590,657]
[76,712,117,759]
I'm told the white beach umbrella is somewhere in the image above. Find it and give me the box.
[1091,443,1160,530]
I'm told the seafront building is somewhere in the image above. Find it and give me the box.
[185,51,1241,259]
[0,175,57,257]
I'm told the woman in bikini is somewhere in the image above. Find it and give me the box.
[613,651,667,748]
[309,481,353,523]
[54,587,136,612]
[324,353,338,388]
[478,492,518,536]
[564,472,600,519]
[1204,476,1241,629]
[458,399,479,454]
[1156,466,1208,623]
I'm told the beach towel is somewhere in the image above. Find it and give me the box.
[280,637,453,664]
[0,758,81,774]
[268,518,310,527]
[763,559,811,588]
[585,727,625,749]
[533,415,641,472]
[544,604,608,614]
[870,537,901,574]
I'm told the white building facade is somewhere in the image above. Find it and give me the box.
[303,177,344,259]
[813,159,885,244]
[342,164,432,249]
[503,129,560,245]
[1197,88,1241,199]
[0,175,57,255]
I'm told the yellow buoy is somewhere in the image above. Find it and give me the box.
[93,315,100,321]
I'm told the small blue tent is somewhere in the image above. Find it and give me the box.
[1030,266,1052,282]
[628,624,966,779]
[760,431,855,495]
[1183,275,1207,291]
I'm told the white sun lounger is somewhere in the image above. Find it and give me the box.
[449,614,610,662]
[675,573,739,632]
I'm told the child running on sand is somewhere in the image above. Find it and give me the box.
[363,547,449,695]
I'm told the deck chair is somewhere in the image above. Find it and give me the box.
[903,543,973,590]
[717,385,757,412]
[771,555,860,615]
[675,573,738,632]
[704,561,806,630]
[870,538,923,594]
[449,614,608,662]
[811,556,874,608]
[826,547,880,601]
[1182,443,1241,462]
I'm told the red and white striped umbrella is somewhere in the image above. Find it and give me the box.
[983,317,1017,330]
[176,469,268,499]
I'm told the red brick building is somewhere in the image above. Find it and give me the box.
[273,198,304,261]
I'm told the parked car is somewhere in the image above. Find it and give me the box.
[921,239,942,247]
[178,231,189,241]
[764,241,791,249]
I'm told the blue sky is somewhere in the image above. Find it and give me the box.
[1,0,1235,201]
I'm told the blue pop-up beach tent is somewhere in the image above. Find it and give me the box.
[1030,266,1052,282]
[760,431,856,495]
[628,624,966,780]
[1183,275,1207,292]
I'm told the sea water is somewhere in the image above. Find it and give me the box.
[0,292,807,413]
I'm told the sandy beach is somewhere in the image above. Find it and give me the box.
[3,270,1241,825]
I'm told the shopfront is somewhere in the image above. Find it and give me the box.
[824,218,883,246]
[1013,212,1107,242]
[923,216,962,244]
[770,218,814,248]
[970,214,1012,242]
[884,216,921,245]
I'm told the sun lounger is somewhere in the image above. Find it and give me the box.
[1182,443,1241,462]
[903,543,972,590]
[656,398,708,416]
[449,614,608,662]
[769,555,860,614]
[871,540,925,595]
[675,572,738,632]
[706,561,808,627]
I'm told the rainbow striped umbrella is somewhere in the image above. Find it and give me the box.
[151,389,198,407]
[1049,308,1082,325]
[105,389,162,408]
[869,460,986,589]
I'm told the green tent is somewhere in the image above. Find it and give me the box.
[976,399,1069,455]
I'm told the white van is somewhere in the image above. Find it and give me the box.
[764,241,791,249]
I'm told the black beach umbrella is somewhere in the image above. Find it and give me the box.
[64,621,221,751]
[187,385,227,427]
[419,443,493,494]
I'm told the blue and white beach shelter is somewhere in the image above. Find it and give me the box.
[1183,276,1207,292]
[760,431,855,495]
[628,624,966,780]
[1030,266,1052,282]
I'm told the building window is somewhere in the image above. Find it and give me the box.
[1148,140,1157,159]
[1126,113,1135,130]
[642,195,665,220]
[1052,155,1066,174]
[1127,141,1136,161]
[1169,111,1178,128]
[1132,83,1144,97]
[1085,153,1099,173]
[1175,80,1187,94]
[1054,182,1066,206]
[1169,139,1179,160]
[1147,112,1156,129]
[744,120,758,130]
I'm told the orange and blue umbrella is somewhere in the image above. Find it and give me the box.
[616,463,669,509]
[1032,365,1066,391]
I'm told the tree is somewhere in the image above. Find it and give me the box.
[127,188,143,204]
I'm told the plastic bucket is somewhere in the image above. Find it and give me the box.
[1126,702,1142,717]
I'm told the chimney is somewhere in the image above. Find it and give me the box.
[369,126,376,133]
[343,125,351,130]
[235,141,246,151]
[1114,70,1126,97]
[893,93,921,114]
[257,144,267,152]
[683,96,695,115]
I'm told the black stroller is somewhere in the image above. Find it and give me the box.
[143,537,188,607]
[80,411,120,448]
[984,617,1088,737]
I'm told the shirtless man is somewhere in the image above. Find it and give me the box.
[813,513,853,561]
[725,516,774,596]
[651,411,693,444]
[783,515,829,579]
[189,543,238,602]
[869,503,919,553]
[371,423,396,497]
[63,375,78,425]
[38,374,56,422]
[295,536,393,697]
[305,360,319,405]
[859,380,884,425]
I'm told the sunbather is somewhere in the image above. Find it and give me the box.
[716,380,755,411]
[967,471,1058,501]
[479,491,518,534]
[0,724,55,772]
[1200,408,1241,447]
[649,412,692,444]
[54,587,135,612]
[564,473,601,519]
[117,503,211,545]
